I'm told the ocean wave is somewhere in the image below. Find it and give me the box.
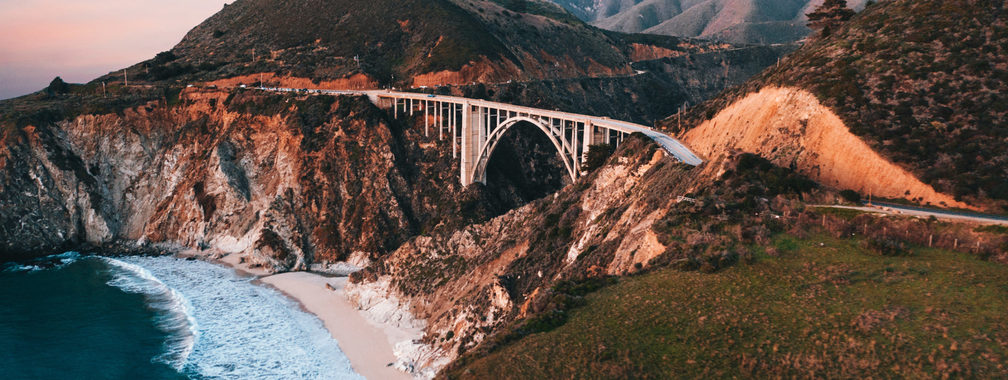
[2,251,82,272]
[119,256,362,379]
[101,257,198,371]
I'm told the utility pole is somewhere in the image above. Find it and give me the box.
[102,82,106,97]
[123,69,128,87]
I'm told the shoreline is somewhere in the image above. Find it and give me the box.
[212,254,414,380]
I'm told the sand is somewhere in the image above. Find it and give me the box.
[258,272,413,380]
[218,253,272,277]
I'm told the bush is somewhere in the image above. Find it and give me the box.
[840,189,861,203]
[582,144,614,172]
[866,238,910,256]
[46,77,70,95]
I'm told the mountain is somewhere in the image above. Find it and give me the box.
[104,0,734,89]
[662,0,1008,212]
[0,0,791,261]
[549,0,868,44]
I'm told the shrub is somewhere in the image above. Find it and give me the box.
[46,77,70,95]
[581,143,614,172]
[840,189,862,203]
[866,238,910,256]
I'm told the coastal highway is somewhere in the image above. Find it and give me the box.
[814,202,1008,226]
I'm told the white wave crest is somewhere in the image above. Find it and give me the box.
[101,257,198,371]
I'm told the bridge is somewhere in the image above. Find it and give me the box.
[259,87,703,185]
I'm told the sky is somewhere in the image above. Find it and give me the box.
[0,0,231,100]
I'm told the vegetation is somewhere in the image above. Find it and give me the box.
[581,144,614,172]
[102,0,687,88]
[669,0,1008,210]
[806,0,855,35]
[443,234,1008,379]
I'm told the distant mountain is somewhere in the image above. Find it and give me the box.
[550,0,867,44]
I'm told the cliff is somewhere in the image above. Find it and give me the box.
[0,89,557,265]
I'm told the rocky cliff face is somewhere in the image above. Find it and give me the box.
[346,137,768,373]
[0,89,559,265]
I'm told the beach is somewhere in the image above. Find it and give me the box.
[256,271,414,380]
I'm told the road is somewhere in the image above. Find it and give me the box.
[813,202,1008,226]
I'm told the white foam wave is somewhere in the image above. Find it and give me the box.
[101,257,198,371]
[118,256,362,379]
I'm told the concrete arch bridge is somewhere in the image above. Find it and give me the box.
[262,88,703,185]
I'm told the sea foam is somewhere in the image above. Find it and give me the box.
[116,256,362,379]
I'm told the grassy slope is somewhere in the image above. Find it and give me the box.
[664,0,1008,208]
[445,234,1008,378]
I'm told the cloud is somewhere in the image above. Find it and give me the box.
[0,0,229,99]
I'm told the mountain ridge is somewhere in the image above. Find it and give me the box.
[550,0,867,44]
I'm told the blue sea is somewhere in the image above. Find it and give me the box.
[0,253,362,379]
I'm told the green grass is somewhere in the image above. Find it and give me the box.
[975,225,1008,235]
[811,206,871,220]
[445,234,1008,379]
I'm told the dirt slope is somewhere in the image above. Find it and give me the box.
[683,87,970,209]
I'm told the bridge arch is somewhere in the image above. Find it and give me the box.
[470,116,578,185]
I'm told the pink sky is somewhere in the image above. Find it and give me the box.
[0,0,230,99]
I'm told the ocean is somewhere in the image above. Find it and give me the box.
[0,253,362,379]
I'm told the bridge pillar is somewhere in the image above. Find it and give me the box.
[460,101,482,186]
[581,121,593,164]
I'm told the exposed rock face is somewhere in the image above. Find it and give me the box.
[0,90,558,265]
[682,87,971,209]
[349,137,725,373]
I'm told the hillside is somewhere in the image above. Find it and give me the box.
[443,233,1008,378]
[662,0,1008,212]
[549,0,868,44]
[347,136,1007,376]
[98,0,728,89]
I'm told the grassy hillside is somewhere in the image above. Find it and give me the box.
[665,0,1008,209]
[444,233,1008,378]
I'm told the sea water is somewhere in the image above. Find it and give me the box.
[0,253,362,379]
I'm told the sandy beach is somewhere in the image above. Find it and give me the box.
[258,272,414,380]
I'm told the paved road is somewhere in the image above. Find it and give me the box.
[814,203,1008,226]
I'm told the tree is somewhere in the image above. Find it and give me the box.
[807,0,856,33]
